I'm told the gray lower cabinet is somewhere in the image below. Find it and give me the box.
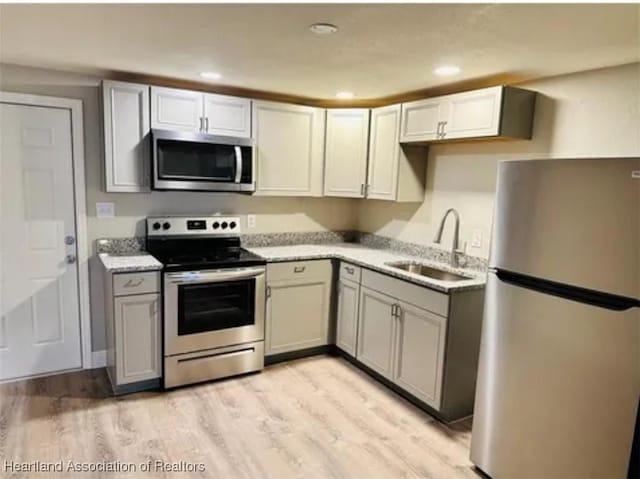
[335,278,360,356]
[265,260,332,356]
[341,263,483,421]
[356,286,396,380]
[104,270,162,394]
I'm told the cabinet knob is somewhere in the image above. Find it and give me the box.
[65,254,77,264]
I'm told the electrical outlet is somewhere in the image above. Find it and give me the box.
[247,215,256,229]
[471,229,483,248]
[96,202,115,218]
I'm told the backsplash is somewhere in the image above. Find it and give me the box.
[96,231,488,271]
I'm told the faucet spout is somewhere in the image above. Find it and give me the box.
[433,208,462,267]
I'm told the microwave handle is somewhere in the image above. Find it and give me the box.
[234,146,242,183]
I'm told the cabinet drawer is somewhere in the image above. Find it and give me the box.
[113,272,160,296]
[362,269,449,317]
[267,260,332,282]
[339,262,361,282]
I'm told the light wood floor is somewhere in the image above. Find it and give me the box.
[0,355,481,479]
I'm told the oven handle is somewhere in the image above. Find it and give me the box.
[165,267,265,285]
[234,146,242,183]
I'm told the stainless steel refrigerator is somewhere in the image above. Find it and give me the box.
[471,158,640,478]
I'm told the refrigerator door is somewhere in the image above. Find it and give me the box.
[491,158,639,300]
[471,272,640,479]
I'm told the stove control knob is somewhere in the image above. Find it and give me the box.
[152,222,161,230]
[212,221,220,229]
[229,221,237,229]
[162,222,171,230]
[221,221,228,229]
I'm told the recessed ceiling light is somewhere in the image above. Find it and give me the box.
[310,23,339,35]
[434,65,461,76]
[336,91,355,99]
[200,71,222,80]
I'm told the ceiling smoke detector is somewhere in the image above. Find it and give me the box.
[309,23,339,35]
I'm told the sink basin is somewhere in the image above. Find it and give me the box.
[385,261,472,281]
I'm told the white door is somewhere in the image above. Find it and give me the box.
[443,86,502,140]
[0,102,82,380]
[203,93,251,138]
[323,109,370,198]
[150,86,204,132]
[367,104,401,200]
[400,97,447,142]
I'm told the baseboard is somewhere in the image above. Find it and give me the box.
[91,349,107,369]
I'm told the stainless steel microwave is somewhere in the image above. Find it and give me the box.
[151,129,255,192]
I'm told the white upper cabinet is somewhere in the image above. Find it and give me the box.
[102,80,150,192]
[368,104,427,202]
[253,101,325,196]
[203,93,251,138]
[400,86,535,143]
[150,86,204,132]
[400,97,448,143]
[324,109,370,198]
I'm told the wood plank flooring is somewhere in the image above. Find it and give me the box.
[0,355,481,478]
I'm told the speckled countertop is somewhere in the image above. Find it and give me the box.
[99,253,163,273]
[246,243,486,293]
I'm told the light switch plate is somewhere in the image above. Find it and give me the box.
[96,202,115,218]
[471,229,483,248]
[247,215,256,228]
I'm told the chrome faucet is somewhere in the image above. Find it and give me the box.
[433,208,464,268]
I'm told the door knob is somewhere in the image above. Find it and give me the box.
[66,254,77,264]
[65,235,75,245]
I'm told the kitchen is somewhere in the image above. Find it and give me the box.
[0,3,639,479]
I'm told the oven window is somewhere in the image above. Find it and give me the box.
[178,279,255,335]
[157,139,237,182]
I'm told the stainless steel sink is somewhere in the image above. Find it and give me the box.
[385,261,472,281]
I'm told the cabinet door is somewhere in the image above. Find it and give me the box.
[394,301,446,409]
[367,104,401,200]
[102,80,150,192]
[114,293,161,385]
[400,97,447,142]
[203,93,251,138]
[336,279,360,356]
[443,86,503,140]
[253,101,325,196]
[150,86,204,132]
[356,286,397,379]
[324,109,370,198]
[265,278,331,355]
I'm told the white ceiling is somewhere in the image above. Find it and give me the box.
[1,4,638,100]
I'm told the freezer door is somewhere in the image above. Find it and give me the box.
[471,273,640,479]
[490,158,639,299]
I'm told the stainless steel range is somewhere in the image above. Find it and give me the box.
[146,216,266,389]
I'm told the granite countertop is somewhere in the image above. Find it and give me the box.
[99,253,163,273]
[246,243,486,293]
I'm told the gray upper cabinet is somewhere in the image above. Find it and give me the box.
[323,108,370,198]
[151,86,251,136]
[400,86,535,143]
[150,86,204,132]
[367,104,427,202]
[203,93,251,138]
[102,80,150,192]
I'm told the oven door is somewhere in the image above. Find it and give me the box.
[151,129,254,192]
[164,267,265,356]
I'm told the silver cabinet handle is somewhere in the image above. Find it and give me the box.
[234,146,243,183]
[205,117,210,132]
[293,266,306,273]
[65,254,77,264]
[124,278,144,288]
[436,121,442,138]
[441,120,447,138]
[199,117,204,132]
[360,183,365,196]
[266,285,271,298]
